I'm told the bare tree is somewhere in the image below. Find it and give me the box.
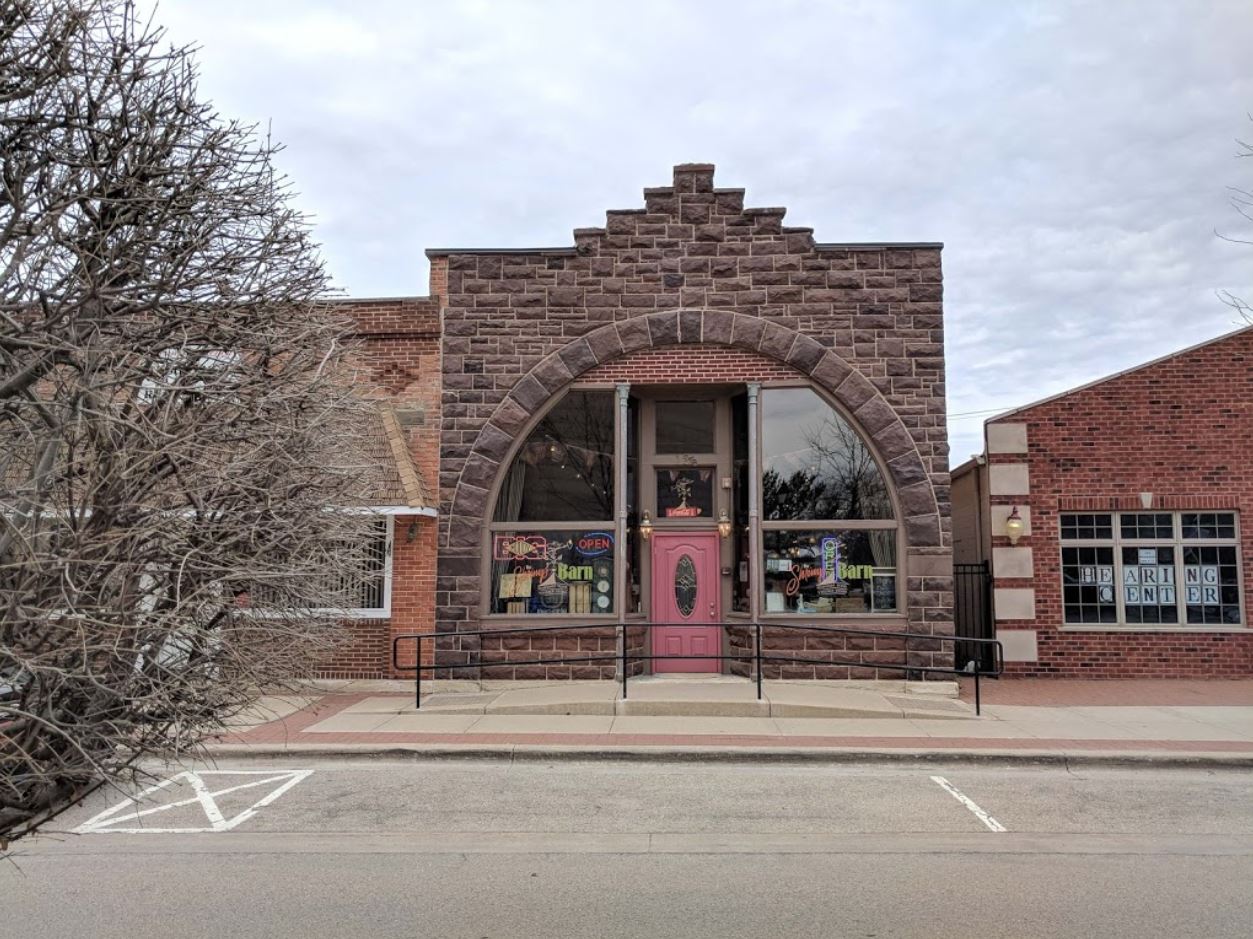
[0,0,380,848]
[1219,131,1253,323]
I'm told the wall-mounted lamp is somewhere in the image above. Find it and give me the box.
[1004,506,1025,545]
[406,520,418,543]
[639,511,653,540]
[717,509,733,539]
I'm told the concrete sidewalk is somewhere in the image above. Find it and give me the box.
[204,677,1253,764]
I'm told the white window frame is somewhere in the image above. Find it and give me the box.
[1059,511,1244,630]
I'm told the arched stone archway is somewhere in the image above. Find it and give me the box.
[447,308,942,553]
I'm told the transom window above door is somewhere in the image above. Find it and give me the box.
[654,400,715,454]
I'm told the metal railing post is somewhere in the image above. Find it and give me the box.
[755,622,763,700]
[415,637,422,710]
[621,627,628,699]
[974,657,981,716]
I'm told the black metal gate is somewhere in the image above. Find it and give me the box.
[954,561,995,672]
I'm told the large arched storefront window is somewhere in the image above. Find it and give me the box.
[759,387,899,615]
[485,382,900,619]
[488,390,617,615]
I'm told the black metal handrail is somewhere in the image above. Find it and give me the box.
[391,623,1004,715]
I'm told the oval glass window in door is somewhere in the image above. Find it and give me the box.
[674,554,698,617]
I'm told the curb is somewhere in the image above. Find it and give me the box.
[198,743,1253,770]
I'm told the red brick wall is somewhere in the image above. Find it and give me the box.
[583,345,797,383]
[989,328,1253,677]
[316,514,438,679]
[315,297,444,678]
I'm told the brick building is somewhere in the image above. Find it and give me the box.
[325,164,955,680]
[952,327,1253,678]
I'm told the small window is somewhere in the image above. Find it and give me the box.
[655,467,714,519]
[1058,511,1241,626]
[655,400,715,453]
[1060,513,1113,540]
[1061,545,1117,623]
[1120,513,1173,540]
[1181,513,1237,540]
[1182,545,1241,624]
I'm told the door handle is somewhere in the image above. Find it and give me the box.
[709,602,715,619]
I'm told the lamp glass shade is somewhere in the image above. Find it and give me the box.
[1004,508,1025,544]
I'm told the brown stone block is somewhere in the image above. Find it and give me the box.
[898,482,937,518]
[757,321,795,361]
[875,421,917,463]
[785,333,825,374]
[854,396,896,435]
[835,371,877,412]
[530,354,574,392]
[460,452,500,490]
[701,309,735,345]
[811,353,853,390]
[647,311,680,344]
[474,421,515,463]
[678,309,703,343]
[586,325,624,363]
[909,284,942,302]
[827,272,864,289]
[558,338,598,377]
[887,451,928,487]
[905,513,942,547]
[617,317,653,353]
[730,313,766,350]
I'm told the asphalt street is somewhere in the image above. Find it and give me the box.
[5,758,1252,938]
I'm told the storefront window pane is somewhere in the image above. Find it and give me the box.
[762,530,897,614]
[1061,545,1117,623]
[490,530,615,615]
[1183,545,1241,624]
[492,391,614,522]
[760,387,892,521]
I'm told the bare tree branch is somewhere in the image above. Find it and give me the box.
[1,0,381,849]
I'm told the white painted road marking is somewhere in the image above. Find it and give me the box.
[75,770,313,834]
[929,775,1007,832]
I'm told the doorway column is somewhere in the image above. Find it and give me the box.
[746,383,762,637]
[614,382,629,679]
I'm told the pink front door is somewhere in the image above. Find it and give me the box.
[651,531,722,673]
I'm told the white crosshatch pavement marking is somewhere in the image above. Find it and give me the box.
[74,770,314,834]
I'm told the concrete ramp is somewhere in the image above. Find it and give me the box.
[342,678,975,721]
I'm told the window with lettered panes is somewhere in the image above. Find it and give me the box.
[1059,512,1242,626]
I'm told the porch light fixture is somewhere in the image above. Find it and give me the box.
[639,511,653,540]
[1004,506,1025,545]
[717,509,732,539]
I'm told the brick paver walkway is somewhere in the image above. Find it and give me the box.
[213,683,1253,758]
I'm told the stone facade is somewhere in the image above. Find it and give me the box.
[432,164,954,677]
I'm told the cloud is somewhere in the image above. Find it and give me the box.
[151,0,1253,461]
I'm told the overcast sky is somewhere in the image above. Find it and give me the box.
[152,0,1252,461]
